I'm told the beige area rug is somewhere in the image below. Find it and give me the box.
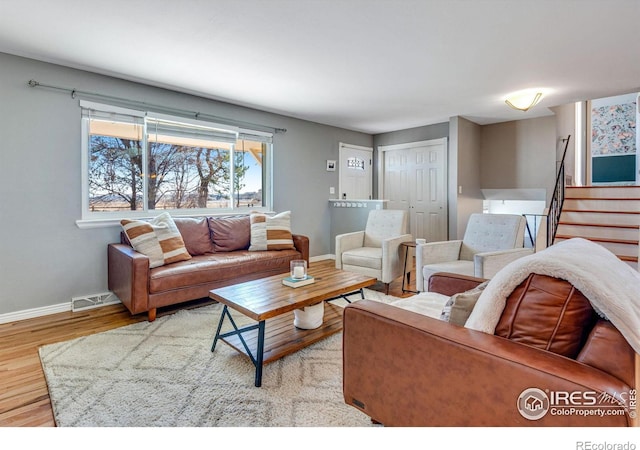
[39,289,399,427]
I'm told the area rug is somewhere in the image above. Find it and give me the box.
[39,289,398,427]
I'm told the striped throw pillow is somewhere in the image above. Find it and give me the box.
[248,211,295,251]
[121,212,192,268]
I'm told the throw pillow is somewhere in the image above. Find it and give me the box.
[173,217,215,255]
[440,281,489,326]
[120,212,192,268]
[248,211,295,251]
[208,215,251,252]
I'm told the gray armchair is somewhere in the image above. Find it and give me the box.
[335,209,412,294]
[416,213,533,291]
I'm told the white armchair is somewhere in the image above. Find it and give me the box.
[335,209,412,294]
[416,213,533,291]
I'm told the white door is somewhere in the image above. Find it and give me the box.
[381,138,448,242]
[339,143,373,200]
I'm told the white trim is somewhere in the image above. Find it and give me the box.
[339,142,373,152]
[0,302,70,325]
[310,254,334,263]
[147,111,241,135]
[79,99,145,117]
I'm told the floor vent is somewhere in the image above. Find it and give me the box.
[71,292,121,312]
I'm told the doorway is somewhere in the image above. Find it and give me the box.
[338,143,373,199]
[378,138,448,241]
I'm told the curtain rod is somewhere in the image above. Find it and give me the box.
[27,79,287,134]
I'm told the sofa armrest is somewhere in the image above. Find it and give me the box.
[427,272,486,296]
[343,300,633,427]
[473,247,534,278]
[107,243,150,315]
[334,231,365,269]
[292,234,310,263]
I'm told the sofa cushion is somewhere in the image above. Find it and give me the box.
[576,320,635,387]
[173,217,215,255]
[494,274,597,358]
[391,292,449,319]
[249,211,295,251]
[120,212,191,268]
[149,249,300,293]
[440,281,489,325]
[208,215,251,252]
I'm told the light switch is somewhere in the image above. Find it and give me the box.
[329,187,335,194]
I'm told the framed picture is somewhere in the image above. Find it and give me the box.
[326,160,336,171]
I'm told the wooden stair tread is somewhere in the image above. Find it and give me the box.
[567,185,640,189]
[555,235,639,245]
[619,255,639,262]
[565,197,640,200]
[558,221,640,229]
[561,209,640,215]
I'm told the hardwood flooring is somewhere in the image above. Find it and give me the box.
[0,259,416,427]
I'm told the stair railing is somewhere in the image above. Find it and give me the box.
[547,135,571,246]
[522,213,545,248]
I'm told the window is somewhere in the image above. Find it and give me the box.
[80,101,271,223]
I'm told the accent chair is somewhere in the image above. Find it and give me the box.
[415,213,532,291]
[335,209,412,294]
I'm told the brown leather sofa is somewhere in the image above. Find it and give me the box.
[108,215,309,321]
[343,272,636,426]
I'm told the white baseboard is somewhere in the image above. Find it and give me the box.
[0,302,71,325]
[0,292,122,325]
[310,254,335,262]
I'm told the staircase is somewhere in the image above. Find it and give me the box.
[555,186,640,269]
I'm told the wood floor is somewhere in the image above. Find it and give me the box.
[0,259,416,427]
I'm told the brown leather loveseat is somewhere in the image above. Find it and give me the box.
[343,272,636,426]
[108,215,309,321]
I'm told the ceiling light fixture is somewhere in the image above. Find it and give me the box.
[505,90,544,111]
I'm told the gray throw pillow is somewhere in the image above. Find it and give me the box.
[440,281,489,326]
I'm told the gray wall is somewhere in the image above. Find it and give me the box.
[480,116,556,203]
[0,53,371,317]
[550,103,577,185]
[449,117,484,239]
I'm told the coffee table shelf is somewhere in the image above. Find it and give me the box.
[219,301,343,364]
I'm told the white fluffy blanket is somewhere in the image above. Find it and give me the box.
[465,238,640,354]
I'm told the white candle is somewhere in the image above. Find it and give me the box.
[293,266,305,279]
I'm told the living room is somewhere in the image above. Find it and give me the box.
[1,0,639,447]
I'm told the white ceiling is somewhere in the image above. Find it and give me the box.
[1,0,639,134]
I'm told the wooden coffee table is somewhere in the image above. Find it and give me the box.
[209,265,377,386]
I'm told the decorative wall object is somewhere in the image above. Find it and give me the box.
[591,99,636,156]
